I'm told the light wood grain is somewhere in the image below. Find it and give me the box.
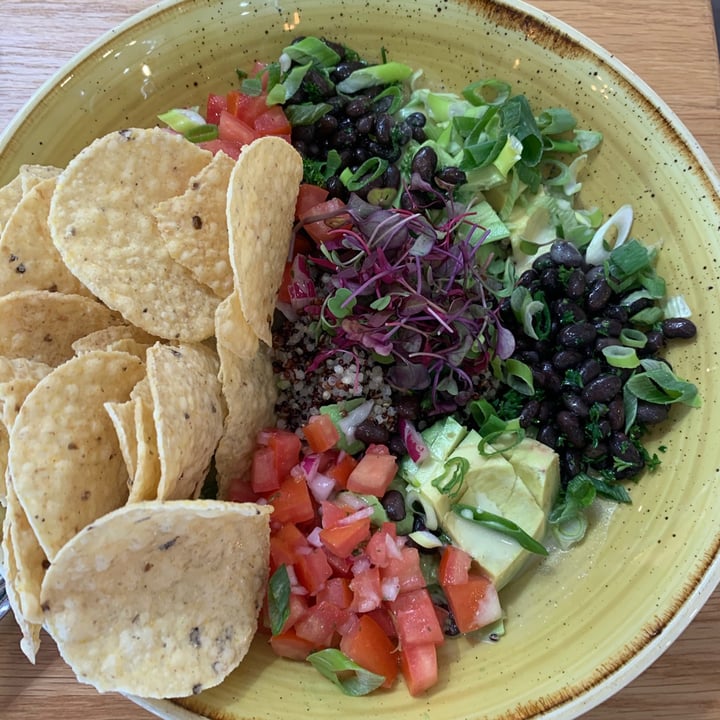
[1,1,719,718]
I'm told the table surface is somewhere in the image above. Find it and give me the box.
[1,1,719,718]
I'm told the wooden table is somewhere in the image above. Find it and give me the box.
[1,1,719,718]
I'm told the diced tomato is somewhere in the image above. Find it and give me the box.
[270,523,309,569]
[302,413,340,454]
[294,599,349,648]
[270,629,315,661]
[323,547,353,579]
[438,545,472,587]
[295,183,330,219]
[254,105,292,137]
[249,60,270,89]
[205,93,227,124]
[442,573,503,635]
[367,606,397,640]
[295,547,333,595]
[350,566,383,613]
[382,547,425,594]
[319,516,372,558]
[251,446,280,494]
[276,592,310,634]
[198,138,242,160]
[346,446,398,497]
[391,588,444,647]
[268,474,315,526]
[267,430,302,480]
[225,477,257,503]
[301,198,352,245]
[320,500,348,529]
[364,524,399,568]
[226,90,269,126]
[399,643,438,696]
[340,614,399,689]
[316,576,353,609]
[218,110,258,147]
[325,452,358,490]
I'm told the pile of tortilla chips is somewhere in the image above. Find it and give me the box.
[0,130,303,698]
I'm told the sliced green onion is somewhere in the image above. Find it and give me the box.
[408,530,444,549]
[461,79,512,107]
[477,426,524,456]
[184,124,219,143]
[536,107,577,135]
[240,77,264,96]
[372,85,405,114]
[503,358,534,396]
[601,345,640,369]
[268,565,291,636]
[340,157,389,191]
[574,129,603,152]
[431,457,469,499]
[282,37,341,68]
[619,328,647,348]
[452,503,548,555]
[630,306,663,326]
[585,204,633,265]
[157,107,205,134]
[336,61,413,93]
[266,62,312,105]
[625,358,701,408]
[608,238,652,277]
[663,294,692,319]
[307,649,385,696]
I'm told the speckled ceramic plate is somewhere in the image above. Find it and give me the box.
[2,1,719,718]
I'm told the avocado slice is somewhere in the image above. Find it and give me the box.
[501,437,560,514]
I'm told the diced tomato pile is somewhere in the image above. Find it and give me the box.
[227,418,503,697]
[198,63,292,160]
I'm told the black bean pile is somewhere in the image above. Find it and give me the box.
[283,39,425,200]
[496,239,696,488]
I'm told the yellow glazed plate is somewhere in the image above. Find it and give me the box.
[1,1,719,718]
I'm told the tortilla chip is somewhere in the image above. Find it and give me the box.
[49,128,219,342]
[154,150,236,299]
[214,293,259,359]
[0,176,92,297]
[146,342,224,500]
[127,379,161,503]
[214,343,277,498]
[40,499,271,698]
[19,164,62,194]
[2,476,43,662]
[226,136,302,347]
[72,323,157,357]
[0,174,23,235]
[0,290,126,366]
[9,350,145,561]
[105,398,139,483]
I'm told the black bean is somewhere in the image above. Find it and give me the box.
[315,114,338,137]
[636,401,669,425]
[551,299,586,324]
[585,265,606,284]
[331,61,366,82]
[374,113,393,145]
[607,397,625,431]
[550,240,584,267]
[537,424,559,449]
[345,96,372,117]
[594,317,623,337]
[435,166,467,188]
[532,253,556,273]
[565,269,586,299]
[325,175,349,201]
[595,337,622,353]
[330,126,357,149]
[539,267,563,296]
[322,38,347,60]
[383,164,401,189]
[641,329,665,355]
[537,400,554,424]
[516,349,541,366]
[609,431,645,478]
[303,68,335,99]
[411,126,427,142]
[373,95,394,114]
[387,434,407,457]
[661,317,697,340]
[578,358,602,384]
[536,361,562,393]
[411,146,438,182]
[586,278,613,312]
[584,442,608,462]
[517,269,538,288]
[292,125,316,144]
[366,140,401,162]
[562,449,584,478]
[552,349,584,370]
[406,112,427,128]
[558,322,597,349]
[355,419,390,445]
[394,120,412,147]
[581,373,623,404]
[562,392,590,418]
[519,399,541,427]
[604,304,629,323]
[381,490,406,522]
[556,410,586,447]
[625,296,654,316]
[355,114,374,135]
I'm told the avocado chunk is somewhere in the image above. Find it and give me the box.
[411,430,552,590]
[501,437,560,514]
